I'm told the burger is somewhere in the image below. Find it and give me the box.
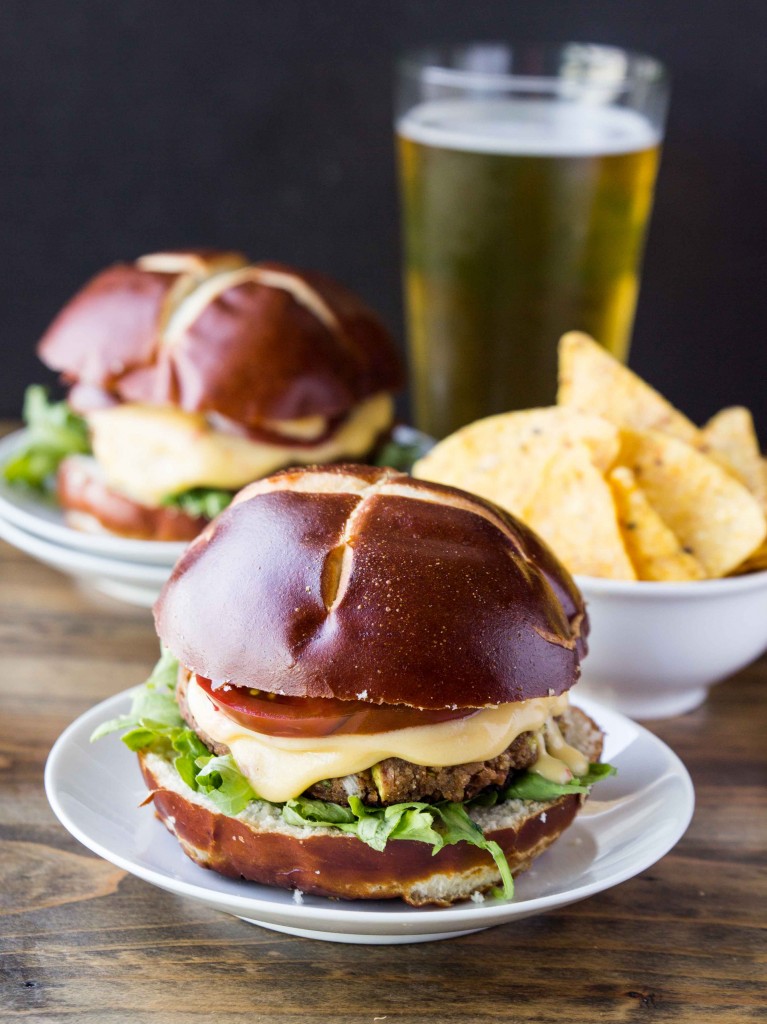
[6,250,402,540]
[94,464,613,905]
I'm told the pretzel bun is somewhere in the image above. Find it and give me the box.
[155,464,587,709]
[143,464,598,906]
[38,251,402,425]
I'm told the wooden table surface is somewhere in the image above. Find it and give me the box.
[1,513,766,1021]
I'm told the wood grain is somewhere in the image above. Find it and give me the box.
[0,433,765,1021]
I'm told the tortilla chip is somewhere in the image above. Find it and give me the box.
[702,406,767,510]
[557,332,701,445]
[523,446,636,579]
[412,407,619,519]
[617,429,767,577]
[608,466,706,581]
[730,538,767,575]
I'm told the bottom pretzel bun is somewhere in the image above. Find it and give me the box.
[139,705,603,906]
[58,455,207,541]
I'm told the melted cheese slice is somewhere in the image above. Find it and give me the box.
[186,675,570,802]
[542,717,589,779]
[88,393,394,506]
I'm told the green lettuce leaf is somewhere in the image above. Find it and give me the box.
[503,762,617,801]
[161,486,234,520]
[169,728,211,788]
[90,646,182,742]
[194,754,259,815]
[2,385,90,489]
[284,794,514,899]
[428,802,513,898]
[90,648,256,814]
[282,797,358,827]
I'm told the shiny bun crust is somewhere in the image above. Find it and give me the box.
[38,251,402,425]
[154,465,587,708]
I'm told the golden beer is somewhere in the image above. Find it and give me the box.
[398,99,662,438]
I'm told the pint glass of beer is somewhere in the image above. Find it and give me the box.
[396,44,669,437]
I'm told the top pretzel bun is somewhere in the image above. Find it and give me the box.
[37,250,403,426]
[154,465,588,709]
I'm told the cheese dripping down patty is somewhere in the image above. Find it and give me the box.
[87,392,394,507]
[185,675,586,803]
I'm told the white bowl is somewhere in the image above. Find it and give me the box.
[574,572,767,719]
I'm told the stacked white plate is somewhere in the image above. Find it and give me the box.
[0,430,186,607]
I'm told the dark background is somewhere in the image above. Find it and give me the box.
[2,1,766,432]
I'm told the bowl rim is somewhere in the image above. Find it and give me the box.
[574,569,767,600]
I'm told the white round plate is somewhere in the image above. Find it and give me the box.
[45,692,694,944]
[0,429,187,565]
[0,513,169,608]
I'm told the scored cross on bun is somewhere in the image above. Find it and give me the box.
[114,465,607,906]
[36,251,402,540]
[156,465,587,706]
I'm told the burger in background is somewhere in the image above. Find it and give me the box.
[94,464,614,905]
[4,251,402,540]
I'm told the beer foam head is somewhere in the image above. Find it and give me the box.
[397,99,660,156]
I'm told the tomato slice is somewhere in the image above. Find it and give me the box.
[195,676,476,738]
